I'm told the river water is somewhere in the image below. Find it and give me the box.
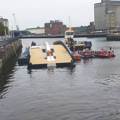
[1,37,120,120]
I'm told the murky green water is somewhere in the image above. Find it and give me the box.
[1,37,120,120]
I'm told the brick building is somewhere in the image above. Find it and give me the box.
[45,20,66,35]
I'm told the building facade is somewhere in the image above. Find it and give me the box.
[0,17,9,36]
[94,0,120,31]
[45,20,66,35]
[26,27,45,35]
[0,17,9,28]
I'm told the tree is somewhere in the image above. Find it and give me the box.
[0,22,9,35]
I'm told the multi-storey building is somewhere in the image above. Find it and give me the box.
[45,20,66,35]
[94,0,120,31]
[0,17,9,28]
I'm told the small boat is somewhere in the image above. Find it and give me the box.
[79,49,95,58]
[72,51,81,61]
[18,47,30,65]
[74,41,92,51]
[31,41,36,46]
[64,28,92,51]
[64,27,75,49]
[65,27,74,40]
[95,48,115,58]
[84,41,92,50]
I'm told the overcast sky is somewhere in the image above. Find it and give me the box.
[0,0,100,30]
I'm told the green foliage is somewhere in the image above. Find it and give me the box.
[0,22,9,35]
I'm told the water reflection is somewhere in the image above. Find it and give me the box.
[27,68,32,75]
[47,66,56,72]
[27,66,76,76]
[0,58,16,99]
[82,58,93,64]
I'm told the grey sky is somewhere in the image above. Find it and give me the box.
[0,0,100,30]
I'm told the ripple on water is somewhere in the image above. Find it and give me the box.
[1,38,120,120]
[95,73,120,87]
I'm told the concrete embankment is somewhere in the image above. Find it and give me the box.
[0,38,22,73]
[107,34,120,41]
[20,33,107,39]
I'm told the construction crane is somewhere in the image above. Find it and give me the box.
[12,13,19,31]
[12,13,21,38]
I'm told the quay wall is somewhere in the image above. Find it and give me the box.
[20,33,107,39]
[107,35,120,41]
[0,39,22,73]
